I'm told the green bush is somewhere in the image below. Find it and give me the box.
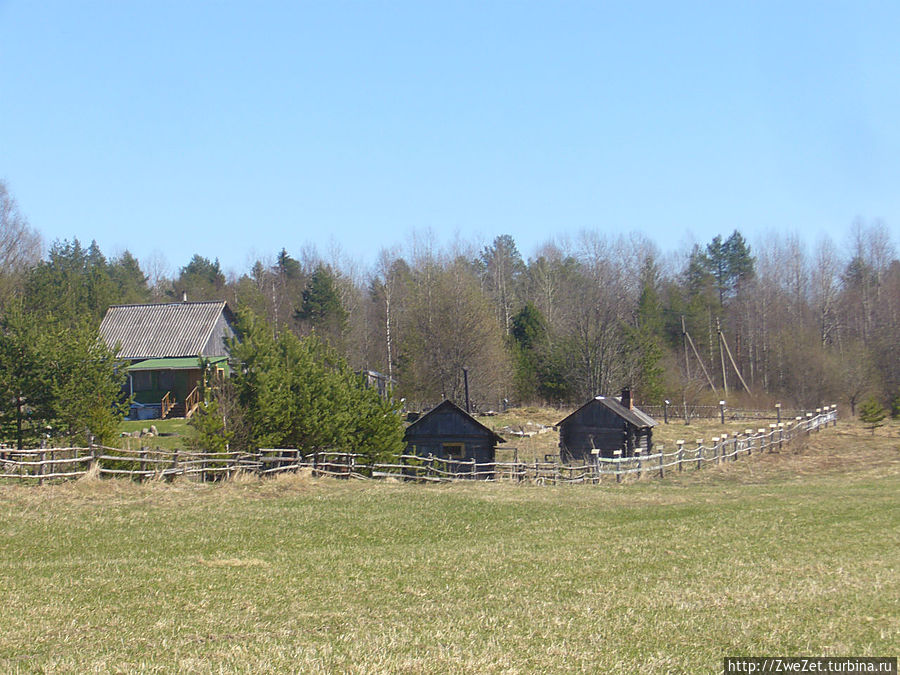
[858,396,886,435]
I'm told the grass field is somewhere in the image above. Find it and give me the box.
[3,420,897,673]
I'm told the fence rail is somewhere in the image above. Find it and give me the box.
[640,403,809,422]
[0,408,838,486]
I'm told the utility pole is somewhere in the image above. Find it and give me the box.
[717,317,729,397]
[463,367,471,414]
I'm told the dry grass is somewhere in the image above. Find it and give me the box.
[0,418,896,672]
[488,406,864,464]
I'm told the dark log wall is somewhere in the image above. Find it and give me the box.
[404,407,497,465]
[559,402,652,461]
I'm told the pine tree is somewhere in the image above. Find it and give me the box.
[48,320,129,445]
[173,254,226,301]
[227,310,403,459]
[0,304,52,448]
[23,238,118,326]
[0,304,127,447]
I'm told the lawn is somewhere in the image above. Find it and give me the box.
[117,418,194,451]
[0,420,896,673]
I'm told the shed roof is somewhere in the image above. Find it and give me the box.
[127,356,228,371]
[404,399,506,444]
[99,301,234,360]
[558,396,658,429]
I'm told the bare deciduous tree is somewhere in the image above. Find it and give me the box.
[0,181,42,306]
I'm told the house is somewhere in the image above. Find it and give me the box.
[99,300,237,419]
[557,388,657,462]
[403,399,505,474]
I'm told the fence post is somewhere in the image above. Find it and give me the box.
[719,400,726,424]
[471,457,477,480]
[37,450,45,486]
[677,440,684,472]
[613,450,622,483]
[658,445,664,479]
[172,449,179,478]
[775,402,781,424]
[695,440,703,470]
[635,448,643,480]
[832,404,838,427]
[712,437,720,464]
[779,423,785,450]
[140,448,147,481]
[745,430,754,456]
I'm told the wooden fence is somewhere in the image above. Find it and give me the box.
[0,407,838,486]
[641,403,809,423]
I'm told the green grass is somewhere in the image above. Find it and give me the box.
[0,422,897,672]
[117,418,194,451]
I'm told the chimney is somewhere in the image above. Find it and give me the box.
[182,290,188,303]
[621,388,632,410]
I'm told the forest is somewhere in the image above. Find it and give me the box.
[1,180,898,424]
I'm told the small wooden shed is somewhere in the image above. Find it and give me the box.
[403,400,505,469]
[558,389,657,462]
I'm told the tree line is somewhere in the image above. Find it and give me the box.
[1,179,898,447]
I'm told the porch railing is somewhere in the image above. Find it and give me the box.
[185,386,201,419]
[161,391,174,419]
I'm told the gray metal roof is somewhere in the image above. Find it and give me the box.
[558,396,658,429]
[99,301,233,360]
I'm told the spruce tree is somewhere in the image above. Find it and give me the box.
[858,396,886,435]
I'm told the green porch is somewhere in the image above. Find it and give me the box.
[126,357,228,419]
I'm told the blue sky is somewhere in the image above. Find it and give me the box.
[1,1,898,276]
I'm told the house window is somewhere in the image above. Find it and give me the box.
[442,443,466,461]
